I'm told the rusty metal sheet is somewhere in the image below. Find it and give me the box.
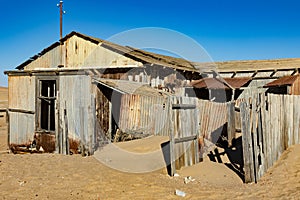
[95,78,169,97]
[191,78,229,90]
[264,75,299,87]
[191,77,251,90]
[223,77,252,89]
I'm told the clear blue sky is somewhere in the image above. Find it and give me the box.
[1,0,300,86]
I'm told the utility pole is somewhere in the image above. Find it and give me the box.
[57,1,65,39]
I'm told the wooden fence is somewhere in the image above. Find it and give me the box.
[240,93,300,183]
[118,94,234,173]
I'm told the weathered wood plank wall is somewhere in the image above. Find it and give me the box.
[118,94,234,172]
[169,96,199,173]
[240,93,300,183]
[119,94,170,136]
[59,75,95,154]
[7,76,36,147]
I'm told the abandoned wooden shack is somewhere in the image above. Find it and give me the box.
[264,74,300,95]
[4,31,300,181]
[185,77,252,102]
[4,31,209,155]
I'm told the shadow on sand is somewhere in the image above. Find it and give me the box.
[207,136,245,182]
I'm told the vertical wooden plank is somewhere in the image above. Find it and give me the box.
[55,91,60,153]
[295,95,300,145]
[64,106,69,155]
[80,106,85,156]
[251,95,259,183]
[169,97,176,176]
[240,101,254,183]
[289,95,293,145]
[89,94,96,154]
[260,94,268,172]
[227,102,235,146]
[256,94,264,179]
[60,103,64,154]
[268,94,273,168]
[61,102,67,155]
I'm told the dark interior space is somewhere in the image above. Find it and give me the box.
[266,86,288,94]
[40,80,56,131]
[97,84,122,141]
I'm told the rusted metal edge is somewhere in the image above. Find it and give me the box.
[9,135,82,155]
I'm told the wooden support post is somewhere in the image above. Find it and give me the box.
[59,106,64,154]
[257,94,264,178]
[240,101,255,183]
[64,107,69,155]
[251,95,259,183]
[80,106,85,156]
[169,98,176,176]
[195,134,199,163]
[55,94,60,153]
[89,95,96,154]
[227,102,235,146]
[6,110,10,151]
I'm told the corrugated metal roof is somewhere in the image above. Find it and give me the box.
[223,77,252,89]
[94,78,170,97]
[191,77,251,90]
[264,75,299,87]
[191,78,229,90]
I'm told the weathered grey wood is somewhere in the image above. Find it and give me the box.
[251,95,259,183]
[80,106,85,156]
[169,99,175,176]
[172,104,196,110]
[240,101,254,183]
[260,94,268,172]
[62,102,67,155]
[8,108,34,115]
[64,106,69,155]
[6,111,10,150]
[293,95,298,145]
[90,95,96,154]
[55,92,60,153]
[174,135,197,144]
[227,102,235,146]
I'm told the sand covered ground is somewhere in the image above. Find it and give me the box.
[0,87,300,199]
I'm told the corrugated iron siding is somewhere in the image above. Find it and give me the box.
[59,75,95,152]
[25,45,62,70]
[8,76,35,111]
[119,94,170,136]
[197,99,229,143]
[9,113,35,145]
[22,35,140,70]
[65,35,139,68]
[8,76,36,145]
[119,94,231,142]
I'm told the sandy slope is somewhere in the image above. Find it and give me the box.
[1,123,300,199]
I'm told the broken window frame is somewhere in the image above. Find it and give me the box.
[36,76,58,132]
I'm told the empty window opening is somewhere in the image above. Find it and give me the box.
[38,80,56,131]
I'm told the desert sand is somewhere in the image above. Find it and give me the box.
[0,86,300,199]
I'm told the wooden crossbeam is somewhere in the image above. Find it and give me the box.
[174,135,197,144]
[172,104,196,110]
